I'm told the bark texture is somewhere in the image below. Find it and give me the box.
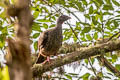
[7,0,33,80]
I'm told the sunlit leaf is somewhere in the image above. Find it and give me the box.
[81,27,91,34]
[34,41,38,52]
[112,0,120,6]
[82,73,90,80]
[43,23,48,29]
[86,34,92,40]
[115,64,120,71]
[93,32,98,40]
[89,6,93,14]
[33,11,39,18]
[64,74,72,80]
[103,5,114,10]
[33,33,40,38]
[32,23,42,32]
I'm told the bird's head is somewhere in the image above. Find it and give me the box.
[57,15,71,24]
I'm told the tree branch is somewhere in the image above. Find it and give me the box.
[32,39,120,77]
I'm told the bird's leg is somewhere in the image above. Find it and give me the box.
[40,56,50,64]
[46,56,50,62]
[40,53,47,57]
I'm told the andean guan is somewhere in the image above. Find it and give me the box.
[35,15,71,64]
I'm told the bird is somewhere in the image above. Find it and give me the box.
[35,15,71,64]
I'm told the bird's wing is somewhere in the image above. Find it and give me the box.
[38,31,49,50]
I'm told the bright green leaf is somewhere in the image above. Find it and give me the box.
[92,16,97,25]
[49,24,55,28]
[112,0,120,6]
[81,27,91,34]
[115,64,120,71]
[93,32,98,40]
[82,73,90,80]
[103,5,114,10]
[43,23,48,29]
[64,74,72,80]
[111,54,117,63]
[34,41,38,52]
[89,6,93,14]
[33,33,40,38]
[32,23,42,32]
[86,34,92,40]
[33,11,39,18]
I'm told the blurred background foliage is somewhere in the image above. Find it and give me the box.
[0,0,120,80]
[0,66,9,80]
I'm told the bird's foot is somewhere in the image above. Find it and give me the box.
[41,56,50,64]
[47,56,50,62]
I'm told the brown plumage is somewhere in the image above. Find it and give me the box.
[36,15,71,63]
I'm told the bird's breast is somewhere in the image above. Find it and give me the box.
[44,31,63,55]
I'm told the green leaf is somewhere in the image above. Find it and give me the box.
[2,27,8,35]
[103,12,113,15]
[113,20,119,27]
[42,7,49,13]
[32,23,42,32]
[49,24,55,28]
[82,0,87,6]
[64,74,72,80]
[33,11,39,18]
[73,34,77,42]
[43,23,48,29]
[84,14,90,20]
[91,58,95,64]
[0,10,6,19]
[82,73,90,80]
[34,41,38,52]
[33,33,40,38]
[115,64,120,70]
[1,66,10,80]
[103,5,114,10]
[86,34,92,40]
[81,27,91,34]
[76,2,84,12]
[89,6,93,14]
[111,54,117,63]
[112,0,120,6]
[93,32,98,40]
[0,41,5,48]
[92,16,97,25]
[68,73,78,76]
[85,59,88,64]
[75,22,81,30]
[80,36,87,41]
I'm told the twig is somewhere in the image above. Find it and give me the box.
[97,56,120,77]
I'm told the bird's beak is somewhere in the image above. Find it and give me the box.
[68,17,71,19]
[69,17,71,19]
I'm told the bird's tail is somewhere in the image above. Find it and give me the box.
[35,54,46,64]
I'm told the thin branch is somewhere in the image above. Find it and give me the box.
[67,21,82,44]
[97,56,120,77]
[88,58,97,76]
[107,31,120,42]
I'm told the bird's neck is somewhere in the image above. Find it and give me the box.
[56,22,63,29]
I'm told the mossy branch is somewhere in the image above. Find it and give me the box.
[32,39,120,77]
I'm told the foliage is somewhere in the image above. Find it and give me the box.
[0,66,10,80]
[0,0,120,79]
